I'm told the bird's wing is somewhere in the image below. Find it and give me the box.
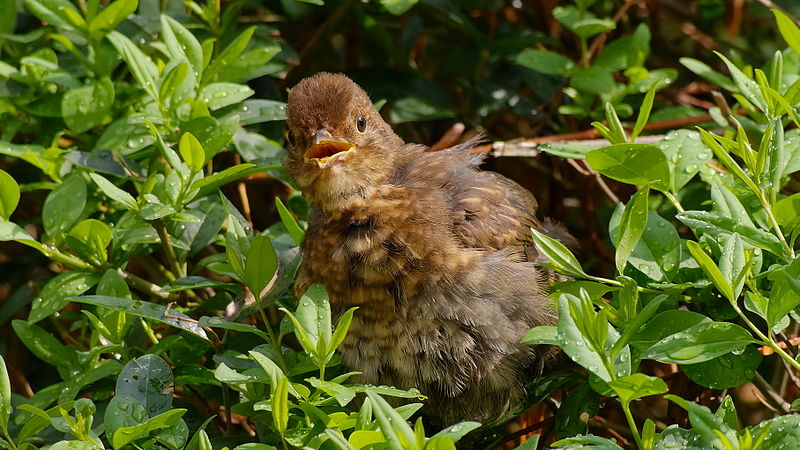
[395,142,543,260]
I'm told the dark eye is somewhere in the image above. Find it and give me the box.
[356,114,366,132]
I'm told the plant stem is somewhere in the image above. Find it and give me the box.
[758,192,795,259]
[117,269,172,300]
[732,301,800,372]
[621,403,643,449]
[154,219,185,278]
[663,191,685,213]
[257,301,288,372]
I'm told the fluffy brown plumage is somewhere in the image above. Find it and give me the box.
[285,72,558,425]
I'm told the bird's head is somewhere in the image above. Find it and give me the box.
[285,73,404,212]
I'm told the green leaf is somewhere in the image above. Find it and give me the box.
[89,0,137,35]
[632,84,657,140]
[22,0,83,33]
[199,316,269,342]
[515,49,575,76]
[0,169,20,220]
[682,345,761,389]
[12,320,78,371]
[43,174,87,236]
[28,271,100,323]
[89,173,137,210]
[665,395,737,449]
[685,240,734,301]
[161,15,204,81]
[202,27,255,86]
[715,51,768,112]
[608,373,668,406]
[614,187,649,274]
[70,295,209,340]
[296,284,332,359]
[179,132,205,173]
[641,321,755,364]
[329,307,357,354]
[767,258,800,330]
[680,57,737,92]
[571,66,616,95]
[775,192,800,232]
[365,389,414,450]
[115,355,174,416]
[244,234,278,298]
[773,9,800,55]
[200,83,254,110]
[271,377,289,436]
[113,409,186,449]
[530,228,587,277]
[586,144,671,192]
[0,356,11,433]
[718,233,746,300]
[521,326,559,346]
[275,197,304,246]
[657,130,712,192]
[679,211,784,257]
[379,0,418,15]
[748,415,800,449]
[66,218,112,265]
[553,5,615,39]
[107,31,159,101]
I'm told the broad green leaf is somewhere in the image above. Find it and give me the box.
[225,214,249,280]
[113,409,186,449]
[665,395,737,449]
[275,197,304,246]
[202,27,255,86]
[614,187,649,274]
[530,228,587,277]
[521,326,560,346]
[767,258,800,330]
[200,83,254,110]
[679,211,784,257]
[430,421,481,443]
[307,378,356,406]
[115,354,174,416]
[235,100,288,125]
[748,415,800,449]
[22,0,83,32]
[555,383,600,439]
[70,295,209,340]
[89,0,137,35]
[66,218,112,265]
[295,284,332,358]
[641,321,755,364]
[515,49,575,76]
[682,345,761,389]
[179,132,205,173]
[244,234,278,298]
[12,320,79,371]
[28,271,100,323]
[586,144,671,192]
[162,276,239,293]
[161,15,203,81]
[608,373,668,406]
[107,31,159,101]
[0,169,20,220]
[43,174,87,236]
[89,173,137,210]
[571,66,616,95]
[657,130,712,192]
[552,5,615,39]
[380,0,418,14]
[710,182,754,228]
[775,192,800,232]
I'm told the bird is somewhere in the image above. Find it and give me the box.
[284,72,563,426]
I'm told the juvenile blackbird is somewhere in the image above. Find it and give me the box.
[285,73,559,425]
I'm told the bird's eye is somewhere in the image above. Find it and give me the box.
[356,114,366,132]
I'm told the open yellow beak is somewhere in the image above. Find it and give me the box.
[304,130,355,168]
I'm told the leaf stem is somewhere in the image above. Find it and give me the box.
[154,219,186,278]
[117,269,172,300]
[662,191,685,213]
[732,301,800,372]
[758,192,795,259]
[257,302,288,372]
[621,403,643,450]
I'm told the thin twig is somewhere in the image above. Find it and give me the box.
[117,268,172,301]
[752,372,791,414]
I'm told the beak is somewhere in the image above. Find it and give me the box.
[304,129,355,168]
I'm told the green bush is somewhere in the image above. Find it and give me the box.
[2,0,800,449]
